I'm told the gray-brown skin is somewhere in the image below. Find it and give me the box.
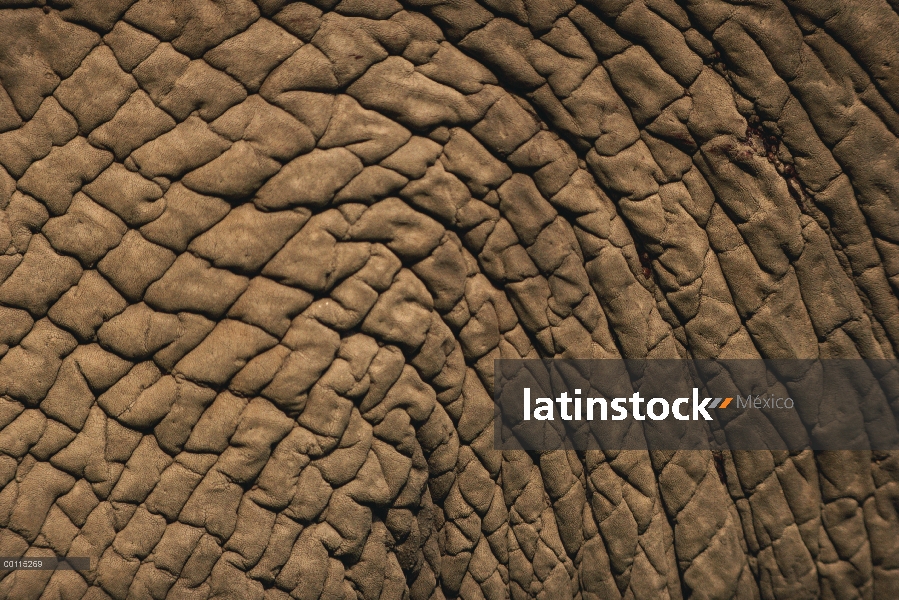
[0,0,898,598]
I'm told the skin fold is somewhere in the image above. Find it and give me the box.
[0,1,898,598]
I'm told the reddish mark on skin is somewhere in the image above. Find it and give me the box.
[745,117,783,160]
[746,115,809,213]
[352,54,363,60]
[665,130,698,152]
[704,49,722,65]
[639,252,652,280]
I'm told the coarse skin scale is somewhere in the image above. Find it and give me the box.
[0,0,898,598]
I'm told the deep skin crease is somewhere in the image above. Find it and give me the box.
[0,1,898,598]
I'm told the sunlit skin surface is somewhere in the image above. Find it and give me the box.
[0,1,898,598]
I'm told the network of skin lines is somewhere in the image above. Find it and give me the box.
[0,0,899,599]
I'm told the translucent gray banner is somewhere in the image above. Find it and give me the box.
[0,556,91,571]
[493,360,899,451]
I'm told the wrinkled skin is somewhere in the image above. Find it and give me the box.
[1,1,899,599]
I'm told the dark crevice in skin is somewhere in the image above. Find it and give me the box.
[3,2,899,599]
[45,7,117,37]
[744,114,810,216]
[711,449,728,487]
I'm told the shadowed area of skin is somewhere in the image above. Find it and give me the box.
[0,1,898,598]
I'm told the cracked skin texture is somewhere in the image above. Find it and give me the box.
[0,0,898,599]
